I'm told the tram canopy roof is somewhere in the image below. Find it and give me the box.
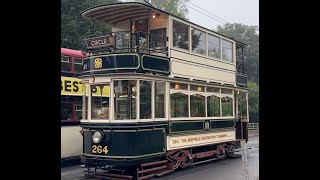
[82,2,163,25]
[81,2,246,46]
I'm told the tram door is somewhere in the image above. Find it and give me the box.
[130,18,167,54]
[131,18,148,32]
[235,92,248,142]
[130,19,148,53]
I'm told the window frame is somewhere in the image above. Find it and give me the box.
[89,83,111,121]
[139,80,153,121]
[172,19,190,51]
[61,55,71,63]
[221,96,234,117]
[61,55,72,73]
[191,27,207,55]
[170,17,235,65]
[207,33,221,59]
[61,102,82,122]
[206,94,221,117]
[84,78,237,123]
[154,81,167,121]
[221,39,234,63]
[111,80,138,122]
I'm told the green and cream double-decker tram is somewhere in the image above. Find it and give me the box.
[79,2,248,179]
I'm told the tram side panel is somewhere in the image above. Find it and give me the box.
[170,48,236,85]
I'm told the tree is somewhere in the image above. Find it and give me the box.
[247,81,259,123]
[62,0,190,49]
[61,0,119,49]
[135,0,190,19]
[216,23,259,83]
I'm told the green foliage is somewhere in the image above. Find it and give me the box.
[222,97,233,116]
[136,0,190,19]
[62,0,190,49]
[216,23,259,83]
[238,92,247,117]
[216,23,259,122]
[247,81,259,122]
[207,96,220,117]
[61,0,119,49]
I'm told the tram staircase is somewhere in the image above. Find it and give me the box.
[137,160,174,180]
[85,169,134,180]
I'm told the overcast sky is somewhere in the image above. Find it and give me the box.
[123,0,259,31]
[187,0,259,31]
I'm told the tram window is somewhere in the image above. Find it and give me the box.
[207,95,220,117]
[191,28,206,55]
[61,55,70,62]
[150,28,166,49]
[170,93,189,118]
[190,94,205,117]
[61,103,72,121]
[170,82,188,90]
[173,20,189,50]
[207,87,220,93]
[74,58,83,74]
[114,80,137,120]
[190,85,205,92]
[155,81,166,118]
[208,34,220,59]
[140,81,152,119]
[75,105,82,120]
[222,40,233,62]
[221,88,233,95]
[61,55,71,72]
[115,32,131,53]
[238,92,247,119]
[222,97,233,117]
[91,84,110,119]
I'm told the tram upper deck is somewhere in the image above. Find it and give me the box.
[81,2,247,87]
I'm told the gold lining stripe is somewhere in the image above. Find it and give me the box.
[83,151,165,159]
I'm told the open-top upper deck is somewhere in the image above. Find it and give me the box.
[81,2,247,87]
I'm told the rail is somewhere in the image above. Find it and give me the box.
[83,31,167,56]
[247,123,259,131]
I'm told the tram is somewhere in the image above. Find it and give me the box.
[78,2,248,179]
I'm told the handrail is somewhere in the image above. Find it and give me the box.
[247,123,259,131]
[83,31,167,56]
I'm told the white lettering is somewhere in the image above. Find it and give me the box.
[90,39,107,46]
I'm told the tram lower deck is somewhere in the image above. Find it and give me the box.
[79,74,248,180]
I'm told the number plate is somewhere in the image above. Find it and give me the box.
[91,145,109,154]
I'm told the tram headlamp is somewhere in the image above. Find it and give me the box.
[92,131,103,143]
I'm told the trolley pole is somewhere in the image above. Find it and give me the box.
[241,139,249,180]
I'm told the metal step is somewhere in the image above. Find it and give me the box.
[193,158,218,165]
[141,160,168,167]
[154,169,174,177]
[138,165,167,174]
[85,170,133,180]
[138,174,154,180]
